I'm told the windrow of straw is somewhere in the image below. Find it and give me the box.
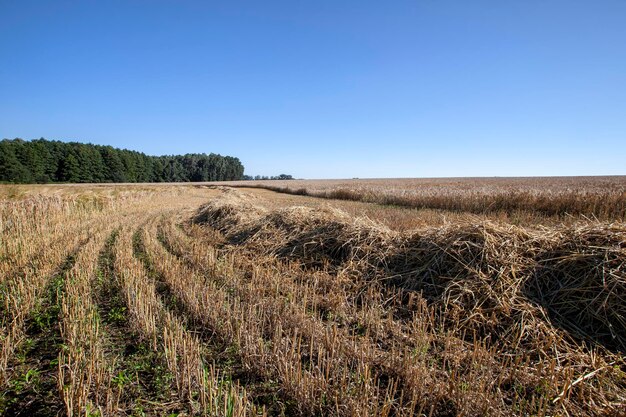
[526,224,626,352]
[193,190,626,355]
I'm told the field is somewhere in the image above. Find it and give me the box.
[220,176,626,222]
[1,179,625,416]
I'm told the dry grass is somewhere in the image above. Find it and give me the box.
[191,188,626,416]
[217,176,626,221]
[1,182,625,416]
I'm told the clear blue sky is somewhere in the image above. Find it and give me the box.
[1,1,625,178]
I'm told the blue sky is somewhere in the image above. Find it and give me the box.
[1,1,625,178]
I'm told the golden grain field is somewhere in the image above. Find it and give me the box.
[219,176,626,221]
[1,182,625,417]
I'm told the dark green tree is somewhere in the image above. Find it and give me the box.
[59,151,81,182]
[0,138,245,183]
[0,140,30,182]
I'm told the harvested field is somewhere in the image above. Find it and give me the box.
[217,176,626,222]
[1,182,625,416]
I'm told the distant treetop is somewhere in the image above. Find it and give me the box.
[0,138,245,183]
[242,174,294,181]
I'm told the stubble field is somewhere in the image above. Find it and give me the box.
[1,178,625,416]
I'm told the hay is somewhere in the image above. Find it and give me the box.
[195,193,397,269]
[193,190,626,354]
[193,188,267,231]
[526,224,626,352]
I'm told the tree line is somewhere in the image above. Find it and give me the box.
[242,174,294,180]
[0,138,244,183]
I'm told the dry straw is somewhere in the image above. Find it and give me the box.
[192,189,626,416]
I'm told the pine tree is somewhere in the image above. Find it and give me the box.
[0,138,245,183]
[0,140,29,182]
[60,152,81,182]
